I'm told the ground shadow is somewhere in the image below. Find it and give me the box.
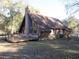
[0,37,79,59]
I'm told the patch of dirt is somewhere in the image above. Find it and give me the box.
[0,38,79,59]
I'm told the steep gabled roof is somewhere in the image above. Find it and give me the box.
[29,12,64,29]
[19,7,70,33]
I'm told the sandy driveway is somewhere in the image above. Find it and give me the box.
[0,39,79,59]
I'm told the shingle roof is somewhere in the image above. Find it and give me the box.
[29,13,64,29]
[19,7,71,33]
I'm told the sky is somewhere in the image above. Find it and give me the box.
[2,0,79,20]
[5,0,68,20]
[27,0,67,20]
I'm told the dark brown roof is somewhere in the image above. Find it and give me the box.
[19,7,71,33]
[29,13,64,29]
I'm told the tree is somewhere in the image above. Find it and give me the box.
[0,0,26,34]
[67,17,79,33]
[65,0,79,36]
[65,0,79,16]
[27,5,40,14]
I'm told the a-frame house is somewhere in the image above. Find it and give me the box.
[18,6,72,39]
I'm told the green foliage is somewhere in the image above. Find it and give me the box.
[28,5,40,13]
[7,12,23,32]
[0,14,6,32]
[68,18,78,28]
[68,17,79,32]
[0,0,25,34]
